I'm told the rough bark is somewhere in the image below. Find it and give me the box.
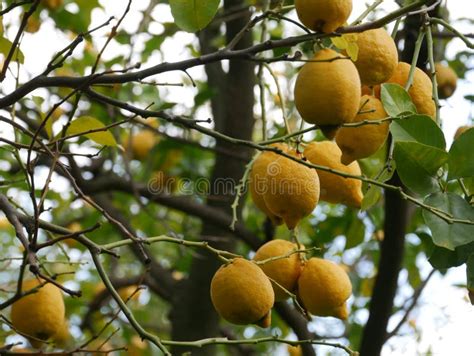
[170,1,256,354]
[359,174,408,356]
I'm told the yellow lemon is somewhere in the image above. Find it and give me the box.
[297,257,352,319]
[304,141,363,208]
[294,48,361,136]
[0,217,11,229]
[295,0,352,33]
[25,17,41,33]
[287,344,303,356]
[454,125,472,140]
[123,130,158,161]
[11,279,65,347]
[361,84,381,98]
[352,28,398,85]
[249,144,289,225]
[260,148,320,229]
[53,319,70,347]
[336,95,389,164]
[386,62,436,118]
[118,285,142,302]
[128,335,149,356]
[63,222,82,247]
[94,283,141,302]
[210,258,274,327]
[254,239,304,301]
[435,62,457,99]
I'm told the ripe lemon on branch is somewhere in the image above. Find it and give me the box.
[386,62,436,118]
[297,257,352,319]
[304,141,363,208]
[295,0,353,33]
[294,48,361,139]
[435,62,457,99]
[210,258,274,327]
[249,143,289,226]
[336,95,390,164]
[11,279,65,348]
[254,239,304,301]
[350,28,398,86]
[250,144,320,229]
[122,130,158,161]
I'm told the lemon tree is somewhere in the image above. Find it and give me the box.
[0,1,473,355]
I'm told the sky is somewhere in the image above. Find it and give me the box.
[1,0,473,355]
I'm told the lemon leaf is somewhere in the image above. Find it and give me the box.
[330,36,348,50]
[344,33,358,42]
[66,116,117,146]
[422,192,474,250]
[381,83,417,117]
[448,127,474,180]
[393,141,447,196]
[346,42,359,61]
[390,114,446,149]
[0,36,24,63]
[169,0,220,33]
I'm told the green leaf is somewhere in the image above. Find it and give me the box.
[346,42,359,61]
[390,114,446,150]
[345,217,365,249]
[448,127,474,180]
[361,166,394,210]
[425,237,474,269]
[331,36,348,50]
[66,116,117,146]
[0,37,24,63]
[381,83,417,117]
[422,192,474,250]
[169,0,220,32]
[361,185,381,211]
[393,141,447,196]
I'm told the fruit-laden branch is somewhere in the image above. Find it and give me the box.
[161,336,357,355]
[86,217,353,355]
[80,91,474,227]
[80,174,324,352]
[0,0,437,108]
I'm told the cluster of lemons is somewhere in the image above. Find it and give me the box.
[211,240,351,328]
[210,0,460,330]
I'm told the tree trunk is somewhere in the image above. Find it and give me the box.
[170,1,255,354]
[359,7,437,353]
[359,174,408,356]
